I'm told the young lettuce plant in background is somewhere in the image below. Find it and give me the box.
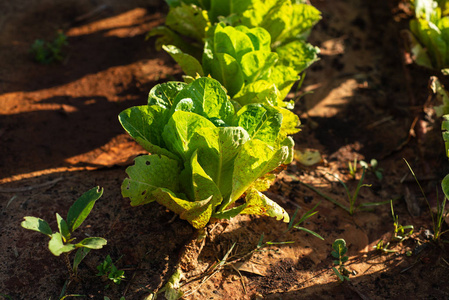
[148,0,321,105]
[148,0,321,54]
[405,0,449,73]
[163,22,318,116]
[119,77,299,228]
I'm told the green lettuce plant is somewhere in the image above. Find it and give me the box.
[149,0,321,53]
[163,22,318,110]
[406,0,449,72]
[119,77,298,228]
[148,1,321,123]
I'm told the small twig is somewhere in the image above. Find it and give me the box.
[230,265,247,294]
[0,177,63,193]
[365,116,394,129]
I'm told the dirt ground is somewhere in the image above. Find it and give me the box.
[1,0,449,299]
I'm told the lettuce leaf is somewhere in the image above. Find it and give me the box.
[122,154,181,206]
[408,0,449,70]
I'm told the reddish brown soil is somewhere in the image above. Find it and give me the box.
[1,0,449,299]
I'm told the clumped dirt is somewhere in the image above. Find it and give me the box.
[1,0,449,299]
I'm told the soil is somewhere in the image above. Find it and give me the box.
[1,0,449,299]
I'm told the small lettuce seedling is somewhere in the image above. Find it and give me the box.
[21,187,107,272]
[331,239,350,282]
[119,77,298,228]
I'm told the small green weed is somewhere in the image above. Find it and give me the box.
[348,158,358,180]
[373,239,396,253]
[97,255,125,287]
[360,159,384,181]
[287,202,324,240]
[390,200,414,242]
[331,239,351,282]
[300,168,389,215]
[21,187,107,278]
[405,159,449,242]
[30,32,68,64]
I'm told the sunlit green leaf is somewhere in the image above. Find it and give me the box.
[76,237,107,249]
[67,187,103,233]
[48,232,76,256]
[21,216,52,237]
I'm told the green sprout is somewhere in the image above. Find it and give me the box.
[405,159,449,242]
[360,159,384,181]
[21,187,107,278]
[300,168,390,215]
[348,158,358,180]
[331,239,351,282]
[373,239,396,253]
[391,200,414,242]
[30,31,68,64]
[96,255,125,287]
[287,202,324,240]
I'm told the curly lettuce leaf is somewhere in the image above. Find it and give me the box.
[122,154,181,206]
[240,51,278,83]
[214,24,254,60]
[229,138,289,205]
[154,188,213,229]
[213,187,289,222]
[162,111,219,162]
[148,81,187,108]
[171,77,235,123]
[263,65,299,102]
[166,2,210,42]
[208,52,244,97]
[276,40,320,74]
[163,45,205,77]
[240,188,289,222]
[236,26,272,51]
[277,107,301,136]
[234,104,282,146]
[233,80,280,107]
[119,105,180,161]
[189,150,223,207]
[147,26,200,55]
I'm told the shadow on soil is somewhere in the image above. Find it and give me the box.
[1,85,152,179]
[0,2,169,94]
